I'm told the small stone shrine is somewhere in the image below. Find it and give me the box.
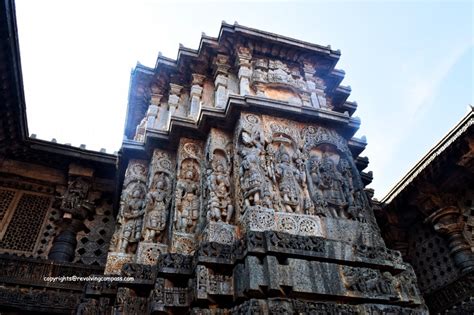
[91,22,427,314]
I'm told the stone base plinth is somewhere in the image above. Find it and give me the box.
[104,252,133,275]
[136,242,168,265]
[240,206,384,247]
[202,222,237,245]
[171,232,196,255]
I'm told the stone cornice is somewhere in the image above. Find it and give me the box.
[123,94,361,156]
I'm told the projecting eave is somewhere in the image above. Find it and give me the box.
[220,21,341,60]
[382,107,474,205]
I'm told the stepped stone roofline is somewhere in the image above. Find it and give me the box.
[124,22,358,150]
[382,107,474,205]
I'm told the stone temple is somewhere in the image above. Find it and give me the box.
[1,0,474,313]
[101,22,427,313]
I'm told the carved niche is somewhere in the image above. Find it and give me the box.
[135,150,175,265]
[234,114,377,230]
[109,160,148,255]
[142,150,174,243]
[172,139,203,254]
[264,118,313,215]
[303,126,368,221]
[250,57,312,106]
[234,113,273,217]
[204,129,233,224]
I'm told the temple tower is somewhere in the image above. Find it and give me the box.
[93,23,427,314]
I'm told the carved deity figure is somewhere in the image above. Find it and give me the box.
[60,178,94,220]
[240,150,265,208]
[143,172,171,242]
[207,156,233,223]
[239,116,269,208]
[175,160,200,233]
[272,144,305,213]
[308,153,348,218]
[117,185,146,252]
[339,158,365,220]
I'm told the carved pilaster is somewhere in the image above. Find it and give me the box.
[213,54,230,109]
[426,206,474,273]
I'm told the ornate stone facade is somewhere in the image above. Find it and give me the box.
[0,2,434,312]
[99,23,426,314]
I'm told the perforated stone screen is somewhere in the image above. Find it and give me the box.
[0,192,52,253]
[0,188,15,222]
[408,223,461,294]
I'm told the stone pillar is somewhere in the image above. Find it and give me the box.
[236,46,252,96]
[189,74,205,120]
[49,165,95,262]
[213,54,230,109]
[426,206,474,274]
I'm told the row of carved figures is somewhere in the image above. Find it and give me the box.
[237,115,368,221]
[111,124,369,254]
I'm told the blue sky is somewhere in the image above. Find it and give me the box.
[15,0,473,198]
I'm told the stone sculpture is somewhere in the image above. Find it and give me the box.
[207,154,233,223]
[174,159,200,233]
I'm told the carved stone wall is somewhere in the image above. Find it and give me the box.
[102,113,425,313]
[96,24,427,314]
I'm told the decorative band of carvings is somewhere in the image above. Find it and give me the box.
[157,253,194,275]
[0,286,81,313]
[194,231,404,272]
[424,272,474,313]
[239,206,385,248]
[111,231,404,282]
[189,298,428,315]
[0,254,103,291]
